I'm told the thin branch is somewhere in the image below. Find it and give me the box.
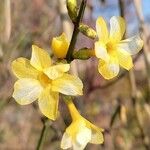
[36,118,50,150]
[66,0,87,62]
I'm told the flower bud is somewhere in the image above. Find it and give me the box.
[67,0,78,22]
[51,33,69,59]
[79,23,97,39]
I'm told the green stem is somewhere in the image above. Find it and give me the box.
[36,119,49,150]
[66,0,87,62]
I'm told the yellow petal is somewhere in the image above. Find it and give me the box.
[51,33,69,59]
[38,87,59,120]
[43,64,70,80]
[117,35,143,55]
[109,16,125,43]
[12,57,39,79]
[96,17,108,43]
[61,132,72,149]
[117,49,133,70]
[52,74,83,95]
[98,57,119,80]
[90,131,104,144]
[76,127,91,146]
[13,79,43,105]
[30,45,51,71]
[95,41,109,61]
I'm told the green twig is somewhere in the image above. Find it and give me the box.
[66,0,87,62]
[36,118,50,150]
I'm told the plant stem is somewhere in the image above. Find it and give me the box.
[36,119,49,150]
[66,0,87,62]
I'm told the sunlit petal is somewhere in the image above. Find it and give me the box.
[117,49,133,70]
[38,87,59,120]
[61,132,72,149]
[117,35,143,55]
[52,74,83,95]
[30,45,51,71]
[90,131,104,144]
[13,79,43,105]
[12,57,39,79]
[76,127,91,146]
[44,64,70,80]
[95,41,109,61]
[98,57,119,79]
[109,16,125,43]
[96,17,108,43]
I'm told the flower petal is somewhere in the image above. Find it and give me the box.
[76,127,91,146]
[43,64,70,80]
[95,41,109,61]
[117,49,133,70]
[12,57,39,79]
[96,17,108,43]
[51,33,69,58]
[30,45,51,71]
[98,57,119,80]
[52,74,83,95]
[13,79,43,105]
[61,132,72,149]
[109,16,125,43]
[117,35,143,55]
[90,131,104,144]
[38,87,59,120]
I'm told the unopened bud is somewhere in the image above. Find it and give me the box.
[79,23,97,39]
[67,0,78,22]
[51,33,69,59]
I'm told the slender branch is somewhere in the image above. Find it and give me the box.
[66,0,87,62]
[133,0,150,96]
[36,118,50,150]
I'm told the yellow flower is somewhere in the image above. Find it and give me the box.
[61,100,104,150]
[51,33,69,59]
[95,16,143,79]
[12,45,83,120]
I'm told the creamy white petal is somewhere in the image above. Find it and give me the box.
[61,132,72,149]
[76,127,91,146]
[117,35,143,55]
[109,16,125,43]
[13,79,43,105]
[95,41,109,62]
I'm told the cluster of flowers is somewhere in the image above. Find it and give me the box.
[12,16,143,149]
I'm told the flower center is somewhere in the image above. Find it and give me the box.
[106,42,116,54]
[38,73,51,87]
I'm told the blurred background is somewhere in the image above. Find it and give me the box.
[0,0,150,149]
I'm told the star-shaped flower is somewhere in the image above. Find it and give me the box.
[95,16,143,79]
[12,45,83,120]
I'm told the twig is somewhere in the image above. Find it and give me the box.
[119,1,149,149]
[36,118,50,150]
[66,0,87,62]
[133,0,150,95]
